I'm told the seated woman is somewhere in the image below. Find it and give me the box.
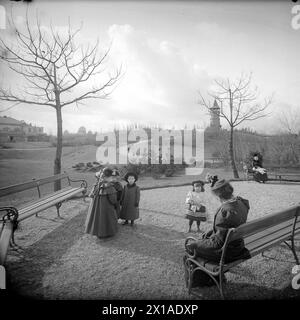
[185,179,250,264]
[252,153,268,183]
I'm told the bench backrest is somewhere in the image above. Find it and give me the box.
[0,173,69,198]
[230,205,300,244]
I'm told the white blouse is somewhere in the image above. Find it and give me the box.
[185,191,205,212]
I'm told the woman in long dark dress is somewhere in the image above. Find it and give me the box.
[85,167,118,238]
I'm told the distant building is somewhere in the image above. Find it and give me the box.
[206,100,221,133]
[77,126,87,136]
[0,116,46,142]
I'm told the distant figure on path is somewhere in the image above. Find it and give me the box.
[252,153,268,183]
[85,167,118,238]
[185,180,207,233]
[120,172,140,227]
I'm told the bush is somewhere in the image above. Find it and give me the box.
[165,168,175,177]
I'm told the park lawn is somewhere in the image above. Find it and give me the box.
[0,144,244,208]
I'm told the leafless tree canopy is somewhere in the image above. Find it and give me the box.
[198,73,274,128]
[0,11,122,110]
[278,106,300,135]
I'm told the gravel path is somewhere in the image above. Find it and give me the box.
[5,181,300,300]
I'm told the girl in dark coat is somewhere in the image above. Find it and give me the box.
[85,167,118,238]
[111,169,123,219]
[120,172,140,226]
[185,179,250,263]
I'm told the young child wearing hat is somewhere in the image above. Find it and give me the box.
[120,172,140,226]
[185,180,207,233]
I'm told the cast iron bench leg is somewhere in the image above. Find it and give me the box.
[55,202,62,218]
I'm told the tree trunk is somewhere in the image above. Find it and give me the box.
[54,104,63,191]
[229,126,239,178]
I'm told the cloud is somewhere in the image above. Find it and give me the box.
[104,23,212,129]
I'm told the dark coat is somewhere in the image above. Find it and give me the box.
[187,196,250,262]
[119,184,140,221]
[84,182,118,238]
[111,181,123,218]
[252,158,262,168]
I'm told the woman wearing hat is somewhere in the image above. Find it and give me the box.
[185,179,250,263]
[85,167,118,238]
[252,153,268,183]
[120,172,140,226]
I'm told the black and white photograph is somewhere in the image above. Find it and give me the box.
[0,0,299,310]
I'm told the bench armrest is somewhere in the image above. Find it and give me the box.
[219,228,236,266]
[67,177,88,190]
[185,236,198,258]
[0,207,19,230]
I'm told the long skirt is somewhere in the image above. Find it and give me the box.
[84,196,118,238]
[253,171,268,183]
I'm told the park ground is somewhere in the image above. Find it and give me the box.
[1,142,300,299]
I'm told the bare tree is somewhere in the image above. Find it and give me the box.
[0,12,121,190]
[198,72,273,178]
[278,106,300,135]
[277,106,300,165]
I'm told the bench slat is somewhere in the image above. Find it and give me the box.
[18,187,85,221]
[248,227,300,258]
[246,223,300,253]
[34,173,69,186]
[0,173,69,198]
[0,181,38,198]
[231,205,299,241]
[18,187,74,213]
[244,219,300,246]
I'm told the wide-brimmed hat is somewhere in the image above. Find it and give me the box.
[101,167,113,178]
[124,171,138,182]
[192,180,204,186]
[211,179,230,191]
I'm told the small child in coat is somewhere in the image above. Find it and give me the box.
[185,180,207,233]
[120,172,140,226]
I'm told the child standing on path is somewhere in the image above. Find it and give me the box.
[185,180,207,233]
[120,172,140,227]
[85,167,118,238]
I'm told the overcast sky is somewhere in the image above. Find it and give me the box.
[0,0,299,134]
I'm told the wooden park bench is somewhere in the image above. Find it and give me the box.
[272,172,300,183]
[184,204,300,299]
[0,172,87,266]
